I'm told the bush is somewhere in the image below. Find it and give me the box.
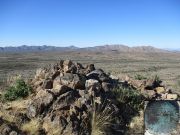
[3,79,32,101]
[113,84,144,111]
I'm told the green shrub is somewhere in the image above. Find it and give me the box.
[113,84,144,111]
[3,79,32,101]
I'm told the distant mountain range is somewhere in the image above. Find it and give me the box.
[0,44,176,53]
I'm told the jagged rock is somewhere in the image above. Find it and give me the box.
[53,90,79,110]
[63,60,77,73]
[53,76,61,88]
[85,79,100,89]
[60,73,86,89]
[51,84,71,96]
[86,68,110,82]
[86,69,104,80]
[52,70,60,80]
[85,64,95,74]
[27,89,54,118]
[43,79,53,89]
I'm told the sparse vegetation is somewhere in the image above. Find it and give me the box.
[134,74,147,80]
[3,79,32,101]
[91,100,123,135]
[113,84,144,111]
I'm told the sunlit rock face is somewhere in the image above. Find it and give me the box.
[145,101,179,135]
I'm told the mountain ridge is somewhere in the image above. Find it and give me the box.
[0,44,170,53]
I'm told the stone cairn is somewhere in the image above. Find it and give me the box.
[0,60,179,135]
[27,60,120,135]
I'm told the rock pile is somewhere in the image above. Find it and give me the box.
[125,76,179,100]
[27,60,120,135]
[1,59,179,135]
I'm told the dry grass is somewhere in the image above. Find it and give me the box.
[125,110,144,135]
[0,110,16,123]
[91,100,121,135]
[21,118,41,135]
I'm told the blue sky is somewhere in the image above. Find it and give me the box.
[0,0,180,48]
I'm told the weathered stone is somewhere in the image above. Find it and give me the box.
[53,91,79,110]
[43,79,53,89]
[52,71,60,80]
[102,82,113,92]
[85,79,101,90]
[27,89,54,118]
[166,94,178,100]
[60,73,86,89]
[53,76,61,88]
[155,87,165,94]
[43,112,68,135]
[63,60,72,66]
[63,60,77,73]
[86,69,103,80]
[51,84,72,96]
[85,64,95,74]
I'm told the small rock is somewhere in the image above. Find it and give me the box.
[85,79,101,90]
[51,84,72,96]
[166,94,178,100]
[155,87,165,94]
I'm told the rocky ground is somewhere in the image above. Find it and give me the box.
[0,60,179,135]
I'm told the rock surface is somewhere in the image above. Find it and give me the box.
[26,60,120,135]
